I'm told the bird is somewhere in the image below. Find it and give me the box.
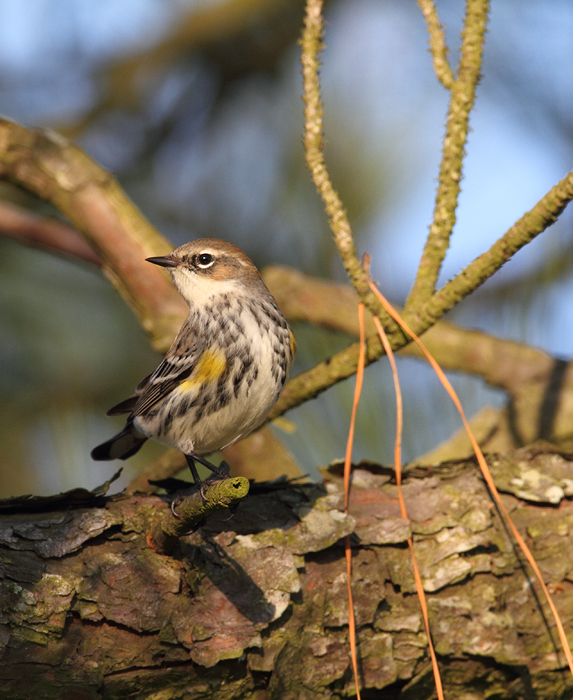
[91,238,296,488]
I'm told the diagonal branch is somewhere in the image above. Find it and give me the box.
[271,167,573,419]
[0,117,186,352]
[413,168,573,330]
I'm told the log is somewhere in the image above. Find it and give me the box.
[1,444,573,699]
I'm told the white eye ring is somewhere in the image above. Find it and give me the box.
[196,252,215,269]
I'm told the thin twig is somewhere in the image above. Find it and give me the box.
[417,0,455,89]
[300,0,388,324]
[411,168,573,331]
[406,0,490,307]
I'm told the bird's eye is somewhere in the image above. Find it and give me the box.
[196,253,215,269]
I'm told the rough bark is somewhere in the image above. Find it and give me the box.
[2,444,573,699]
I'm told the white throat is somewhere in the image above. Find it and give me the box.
[171,268,242,307]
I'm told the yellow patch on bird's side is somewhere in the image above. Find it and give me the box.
[179,349,227,391]
[289,329,297,360]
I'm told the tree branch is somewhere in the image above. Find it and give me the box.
[417,0,455,89]
[407,0,490,306]
[3,446,573,697]
[412,168,573,329]
[273,158,573,418]
[0,117,186,352]
[0,199,101,265]
[300,0,390,326]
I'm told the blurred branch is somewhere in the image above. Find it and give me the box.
[0,200,101,265]
[417,0,455,89]
[263,265,556,427]
[0,117,186,352]
[262,265,551,393]
[406,0,490,307]
[64,0,307,137]
[266,264,573,451]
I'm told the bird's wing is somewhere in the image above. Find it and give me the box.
[105,317,204,418]
[131,315,216,417]
[105,371,155,416]
[106,395,139,416]
[131,350,199,417]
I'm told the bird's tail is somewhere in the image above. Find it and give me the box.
[91,423,147,461]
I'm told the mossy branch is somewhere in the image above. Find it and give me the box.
[149,476,250,554]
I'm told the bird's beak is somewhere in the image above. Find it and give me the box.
[146,255,179,268]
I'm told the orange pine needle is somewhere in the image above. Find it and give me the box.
[342,302,366,699]
[372,315,445,700]
[369,281,573,677]
[345,535,361,699]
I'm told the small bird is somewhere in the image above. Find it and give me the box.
[91,239,296,487]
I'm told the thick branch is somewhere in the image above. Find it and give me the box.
[2,446,573,698]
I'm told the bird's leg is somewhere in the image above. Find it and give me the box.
[185,454,203,487]
[186,452,229,481]
[184,452,229,499]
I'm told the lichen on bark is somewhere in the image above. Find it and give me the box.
[2,444,573,698]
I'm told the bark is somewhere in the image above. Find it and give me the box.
[2,444,573,699]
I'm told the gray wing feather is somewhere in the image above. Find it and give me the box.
[131,321,202,416]
[106,319,203,419]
